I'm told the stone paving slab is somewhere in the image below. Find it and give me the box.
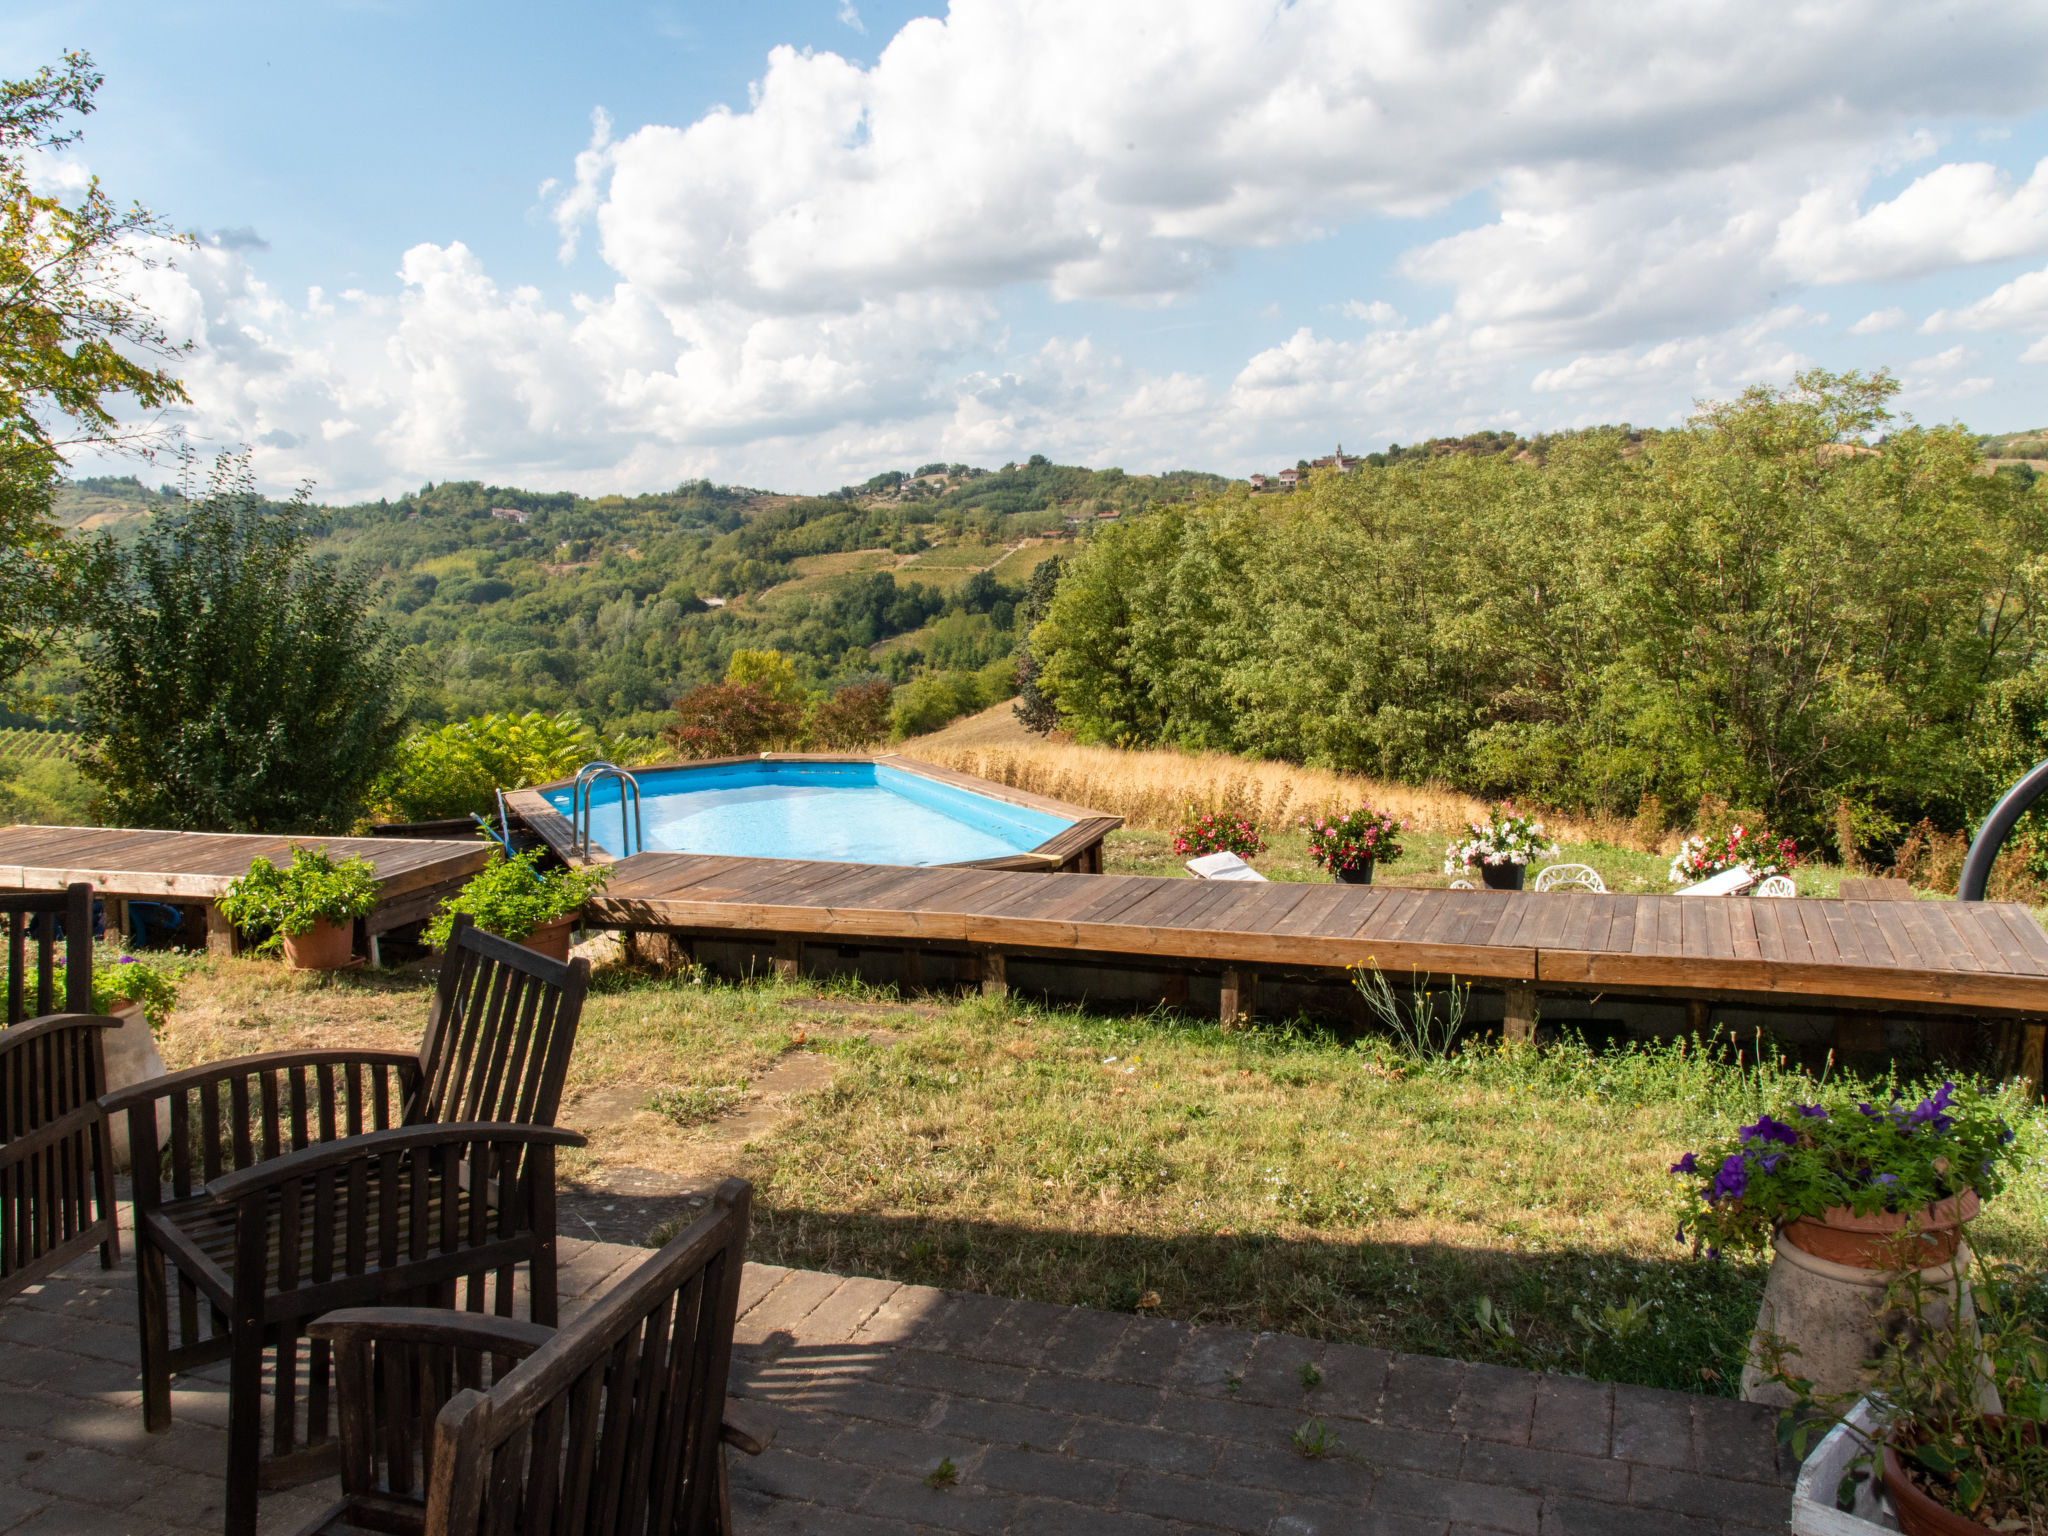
[0,1218,1796,1536]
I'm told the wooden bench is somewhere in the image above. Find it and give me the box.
[295,1179,766,1536]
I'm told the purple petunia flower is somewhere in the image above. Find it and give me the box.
[1669,1153,1699,1174]
[116,955,140,966]
[1757,1153,1786,1173]
[1740,1114,1798,1147]
[1875,1173,1899,1187]
[1795,1104,1828,1119]
[1709,1153,1749,1203]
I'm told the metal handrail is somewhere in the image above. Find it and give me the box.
[569,761,643,860]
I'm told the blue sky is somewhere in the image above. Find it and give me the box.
[14,1,2048,497]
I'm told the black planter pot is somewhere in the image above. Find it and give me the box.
[1333,862,1374,885]
[1480,863,1526,891]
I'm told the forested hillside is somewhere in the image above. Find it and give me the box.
[28,457,1228,741]
[1029,372,2048,856]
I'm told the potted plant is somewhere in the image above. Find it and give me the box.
[1668,820,1798,888]
[218,845,381,970]
[1300,803,1405,884]
[92,952,182,1168]
[1442,803,1557,890]
[1772,1253,2046,1535]
[425,849,609,961]
[1171,803,1266,862]
[1669,1080,2025,1407]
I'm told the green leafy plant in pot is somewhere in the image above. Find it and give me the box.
[1771,1252,2047,1534]
[218,846,380,969]
[425,849,609,961]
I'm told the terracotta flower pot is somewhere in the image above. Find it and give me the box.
[518,913,578,963]
[1883,1419,2037,1536]
[1333,863,1373,885]
[1480,863,1525,891]
[283,917,355,971]
[1782,1189,1979,1269]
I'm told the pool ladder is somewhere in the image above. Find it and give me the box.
[570,761,644,860]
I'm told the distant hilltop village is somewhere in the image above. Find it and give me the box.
[1248,446,1365,492]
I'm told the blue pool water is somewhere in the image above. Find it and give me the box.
[547,761,1071,865]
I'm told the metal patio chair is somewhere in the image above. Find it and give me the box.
[295,1179,768,1536]
[1533,863,1606,893]
[101,915,592,1536]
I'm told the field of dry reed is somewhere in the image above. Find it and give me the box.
[905,717,1623,843]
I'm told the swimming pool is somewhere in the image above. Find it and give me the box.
[542,759,1076,865]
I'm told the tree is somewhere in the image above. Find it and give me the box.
[77,452,408,831]
[1,53,188,692]
[724,647,806,704]
[1012,556,1065,734]
[809,680,893,749]
[663,682,801,758]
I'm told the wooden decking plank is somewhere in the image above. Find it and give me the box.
[1978,903,2048,975]
[1724,900,1764,963]
[1767,901,1814,965]
[1128,875,1259,935]
[1691,896,1734,965]
[1948,902,2040,974]
[1905,902,1997,974]
[1351,887,1425,944]
[1649,896,1682,957]
[977,870,1140,923]
[1228,881,1326,935]
[1812,897,1870,966]
[1268,883,1366,937]
[1850,900,1918,972]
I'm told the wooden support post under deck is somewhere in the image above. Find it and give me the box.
[2022,1023,2047,1101]
[1220,968,1254,1026]
[981,950,1007,998]
[1502,983,1537,1044]
[204,903,237,959]
[773,935,802,983]
[1686,998,1710,1036]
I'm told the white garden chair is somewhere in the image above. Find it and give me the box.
[1534,863,1605,893]
[1184,851,1268,883]
[1753,875,1796,898]
[1448,879,1475,890]
[1676,864,1757,897]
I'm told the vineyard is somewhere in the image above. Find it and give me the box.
[0,729,79,762]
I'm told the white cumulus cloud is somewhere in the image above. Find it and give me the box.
[97,0,2048,497]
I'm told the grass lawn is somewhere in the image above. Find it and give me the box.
[152,949,2048,1400]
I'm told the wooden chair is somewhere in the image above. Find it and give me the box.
[100,916,592,1536]
[1,883,119,1304]
[295,1179,768,1536]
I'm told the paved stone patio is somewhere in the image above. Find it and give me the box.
[0,1221,1797,1535]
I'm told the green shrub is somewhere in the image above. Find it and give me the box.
[425,849,609,947]
[370,709,617,823]
[218,846,381,951]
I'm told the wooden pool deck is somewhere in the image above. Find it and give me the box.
[590,851,2048,1021]
[0,824,489,956]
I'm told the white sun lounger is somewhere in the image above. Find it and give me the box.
[1185,851,1268,882]
[1676,863,1757,896]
